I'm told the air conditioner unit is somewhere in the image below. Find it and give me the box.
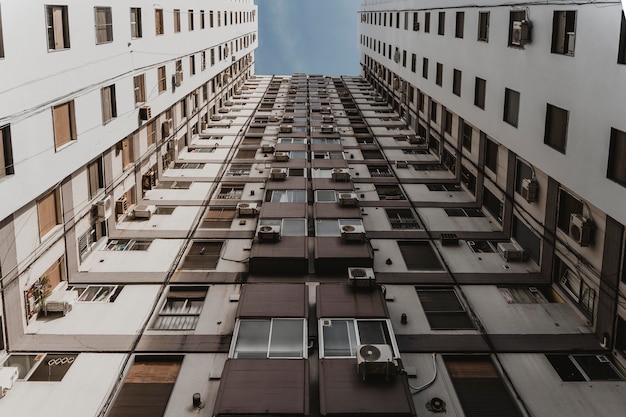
[258,225,281,241]
[321,125,335,133]
[162,119,173,136]
[270,168,288,180]
[331,168,351,182]
[133,204,156,219]
[115,196,128,215]
[142,171,156,190]
[200,120,207,130]
[282,115,294,123]
[139,106,152,121]
[322,115,334,122]
[338,192,358,207]
[341,224,366,242]
[261,144,275,153]
[269,115,280,123]
[566,32,576,55]
[96,195,113,220]
[274,152,290,162]
[496,242,526,262]
[236,202,258,216]
[348,267,376,289]
[0,366,19,393]
[231,55,236,62]
[393,49,401,63]
[569,213,594,246]
[211,114,224,122]
[280,124,293,133]
[511,20,531,46]
[174,71,183,87]
[356,344,396,381]
[225,101,234,107]
[521,178,539,203]
[321,106,332,114]
[395,161,408,169]
[218,107,230,114]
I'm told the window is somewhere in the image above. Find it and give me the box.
[413,12,419,31]
[175,59,183,83]
[422,57,429,79]
[320,319,397,358]
[436,63,443,86]
[69,285,122,302]
[410,53,417,73]
[210,48,215,66]
[424,12,430,33]
[201,51,206,70]
[87,157,104,198]
[444,110,453,134]
[484,137,498,173]
[547,354,623,381]
[554,257,595,316]
[444,356,521,417]
[398,241,443,270]
[478,11,490,42]
[52,100,77,149]
[462,122,472,151]
[106,239,151,251]
[376,184,404,200]
[416,288,474,330]
[498,286,553,304]
[227,164,251,176]
[173,9,181,32]
[181,241,222,269]
[453,69,461,96]
[544,104,568,153]
[508,10,528,47]
[0,125,14,178]
[402,50,407,67]
[474,77,486,109]
[514,159,532,194]
[189,55,196,75]
[94,7,113,44]
[557,188,582,232]
[156,66,167,93]
[608,128,626,186]
[188,9,194,31]
[153,287,207,330]
[1,353,78,381]
[386,209,419,229]
[616,316,626,352]
[130,7,142,38]
[483,187,503,223]
[156,180,192,189]
[616,13,626,64]
[503,88,520,127]
[38,188,61,237]
[202,207,235,228]
[551,11,576,56]
[0,5,4,58]
[232,318,306,358]
[430,100,437,122]
[155,8,164,35]
[438,12,445,35]
[455,12,464,38]
[101,84,117,124]
[210,10,214,28]
[217,184,244,199]
[133,74,145,105]
[259,219,306,236]
[512,216,541,263]
[120,137,133,169]
[46,5,70,50]
[266,190,306,203]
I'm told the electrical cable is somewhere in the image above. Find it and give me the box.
[406,352,438,393]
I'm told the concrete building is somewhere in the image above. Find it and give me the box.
[0,0,625,416]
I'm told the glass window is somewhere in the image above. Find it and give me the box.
[316,219,362,237]
[321,319,396,358]
[153,287,207,330]
[416,288,475,330]
[232,318,305,358]
[70,285,122,302]
[547,354,623,381]
[315,190,338,202]
[267,190,306,203]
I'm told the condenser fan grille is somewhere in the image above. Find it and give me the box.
[359,345,381,361]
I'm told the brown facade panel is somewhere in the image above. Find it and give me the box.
[311,178,354,191]
[249,236,308,275]
[314,237,374,275]
[313,203,361,219]
[317,284,388,318]
[319,359,416,416]
[312,159,349,169]
[259,202,307,218]
[214,359,309,416]
[266,177,307,190]
[237,283,308,318]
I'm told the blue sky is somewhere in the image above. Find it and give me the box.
[254,0,362,76]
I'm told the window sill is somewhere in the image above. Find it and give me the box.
[54,139,77,153]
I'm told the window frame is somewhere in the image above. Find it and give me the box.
[52,100,77,149]
[46,5,71,51]
[37,188,62,238]
[318,318,399,359]
[477,11,489,42]
[101,84,117,124]
[551,10,576,56]
[416,287,475,330]
[152,287,207,330]
[230,318,307,359]
[607,127,626,186]
[155,8,164,35]
[130,7,142,39]
[474,77,486,110]
[503,88,520,127]
[133,74,145,106]
[0,124,14,178]
[543,103,569,153]
[94,7,113,44]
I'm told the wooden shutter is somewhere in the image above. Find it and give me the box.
[235,149,256,159]
[53,102,74,148]
[38,190,59,237]
[88,160,100,198]
[398,241,443,270]
[147,121,156,146]
[0,127,5,178]
[444,356,521,417]
[181,241,222,269]
[155,9,164,34]
[52,6,65,49]
[108,356,183,417]
[122,138,133,168]
[203,207,236,228]
[42,257,63,290]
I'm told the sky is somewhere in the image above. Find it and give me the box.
[254,0,362,76]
